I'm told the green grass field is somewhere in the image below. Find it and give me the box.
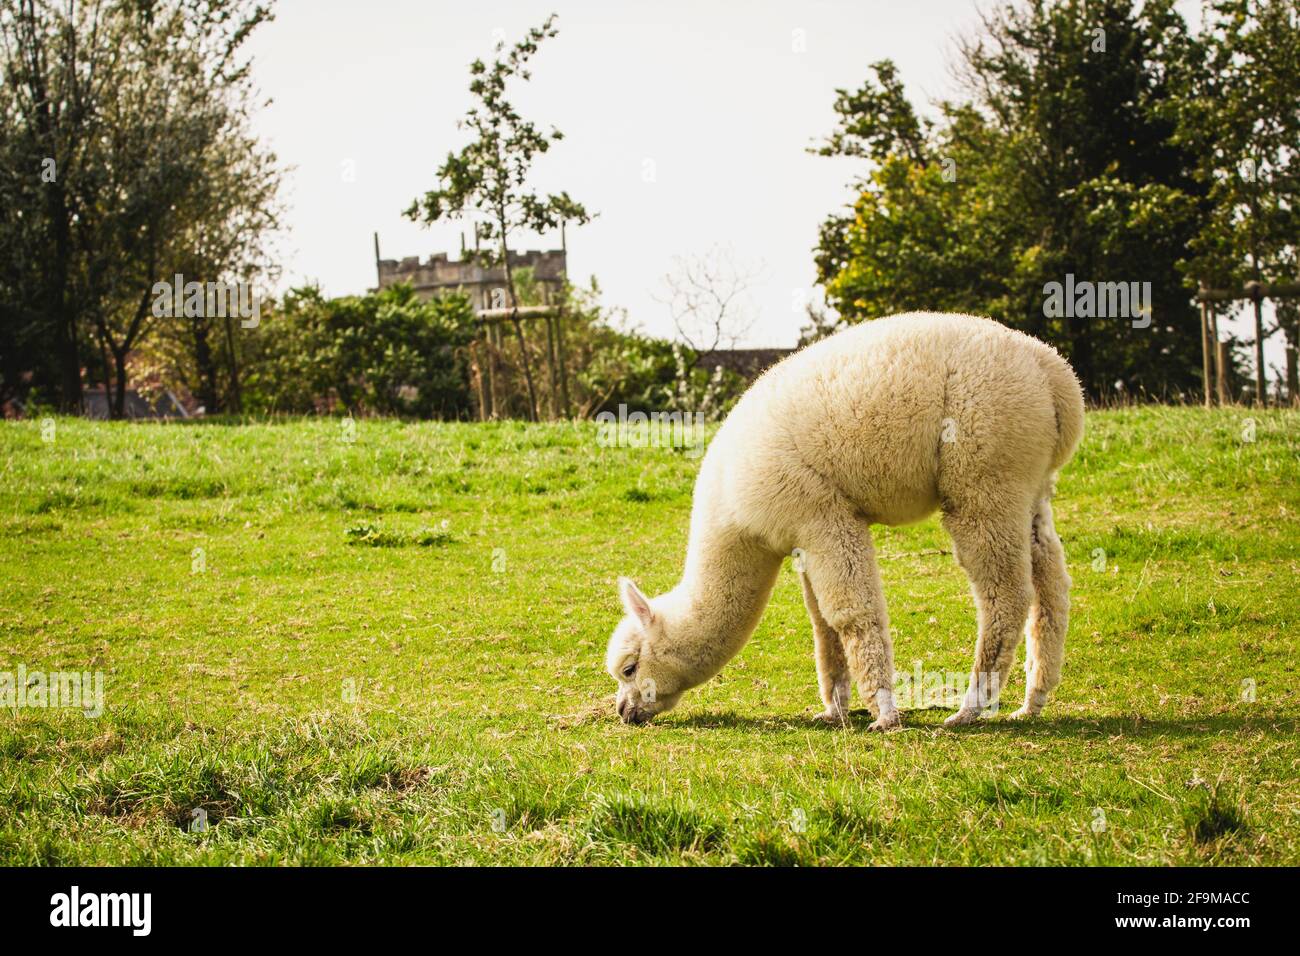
[1,406,1297,865]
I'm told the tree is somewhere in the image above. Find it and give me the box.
[133,12,284,418]
[0,0,281,416]
[405,13,590,421]
[655,245,760,360]
[813,1,1212,400]
[0,0,108,410]
[1173,0,1300,403]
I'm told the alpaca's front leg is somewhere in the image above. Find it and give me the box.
[799,571,850,723]
[802,520,899,731]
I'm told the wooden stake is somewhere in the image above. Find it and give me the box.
[556,305,571,418]
[1248,282,1266,406]
[488,322,502,420]
[1199,294,1213,408]
[544,314,559,420]
[1217,340,1232,405]
[475,335,488,422]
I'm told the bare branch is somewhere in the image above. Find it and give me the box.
[654,244,761,358]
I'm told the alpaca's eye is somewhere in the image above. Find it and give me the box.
[622,662,637,679]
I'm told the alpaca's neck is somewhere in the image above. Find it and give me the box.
[669,518,781,674]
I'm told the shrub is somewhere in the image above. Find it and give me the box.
[242,283,477,418]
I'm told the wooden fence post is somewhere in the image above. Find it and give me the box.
[555,306,571,418]
[489,321,502,419]
[471,306,572,419]
[1246,281,1266,405]
[1198,279,1300,406]
[544,314,559,420]
[475,334,489,422]
[1199,292,1213,408]
[1217,340,1233,405]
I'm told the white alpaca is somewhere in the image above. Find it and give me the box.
[606,312,1084,730]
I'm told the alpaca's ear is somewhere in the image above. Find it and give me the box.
[618,577,654,627]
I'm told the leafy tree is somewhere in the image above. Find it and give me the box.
[1173,0,1300,402]
[0,0,108,409]
[405,13,590,421]
[0,0,281,416]
[814,1,1212,399]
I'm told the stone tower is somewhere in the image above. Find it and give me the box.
[374,249,567,312]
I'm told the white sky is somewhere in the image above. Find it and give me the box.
[244,0,1282,378]
[244,0,985,347]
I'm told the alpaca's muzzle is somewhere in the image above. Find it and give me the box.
[617,696,651,725]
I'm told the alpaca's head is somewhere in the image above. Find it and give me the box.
[605,577,694,724]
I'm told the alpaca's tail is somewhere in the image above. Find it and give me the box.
[1037,347,1085,474]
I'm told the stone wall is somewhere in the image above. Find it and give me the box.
[376,249,567,312]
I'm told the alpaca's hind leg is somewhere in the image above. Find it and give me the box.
[802,518,898,731]
[799,571,851,723]
[941,509,1034,727]
[1010,496,1070,719]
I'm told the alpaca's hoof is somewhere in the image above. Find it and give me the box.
[815,707,849,726]
[943,707,982,728]
[868,711,901,732]
[1007,706,1039,720]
